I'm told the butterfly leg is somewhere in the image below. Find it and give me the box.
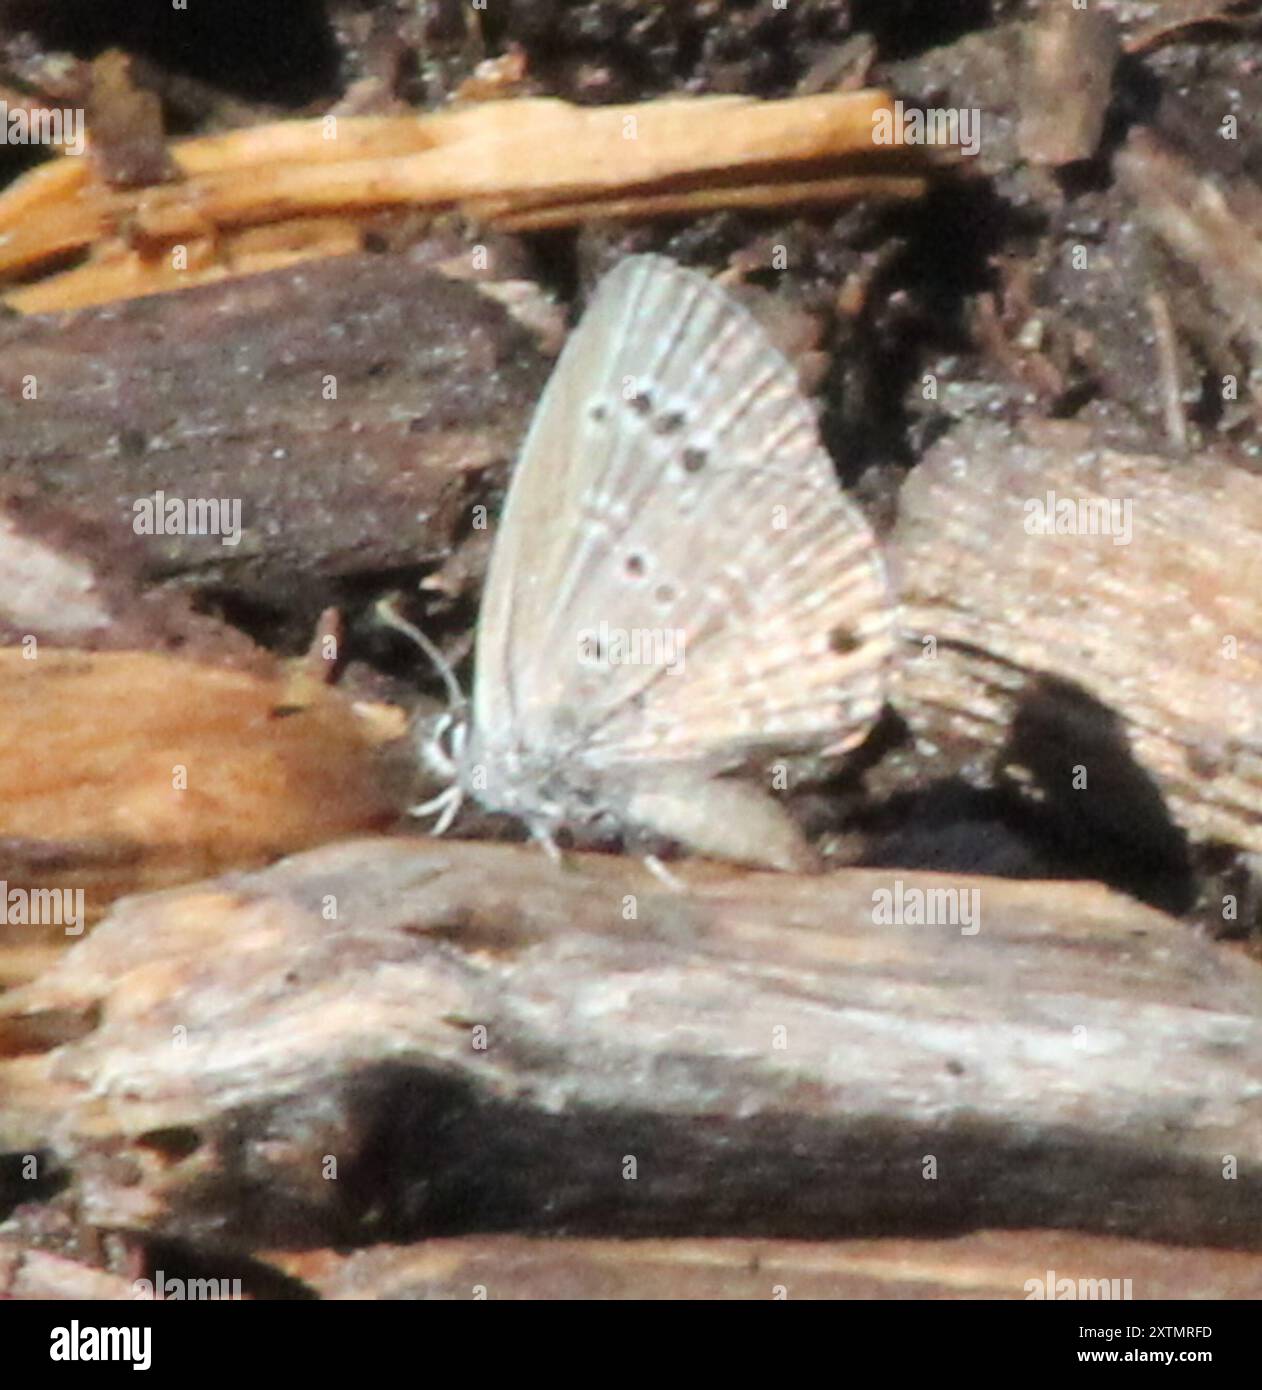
[530,823,565,865]
[411,783,463,836]
[642,854,686,892]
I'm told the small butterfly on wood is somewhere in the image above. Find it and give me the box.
[410,254,896,874]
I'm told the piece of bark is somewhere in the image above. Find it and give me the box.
[1019,5,1120,166]
[0,496,271,661]
[262,1229,1262,1300]
[0,650,401,946]
[1,837,1258,1251]
[0,91,936,311]
[487,172,928,233]
[0,252,550,618]
[6,1224,1257,1300]
[0,1243,139,1302]
[1125,0,1258,53]
[2,214,378,316]
[86,49,178,189]
[891,419,1262,864]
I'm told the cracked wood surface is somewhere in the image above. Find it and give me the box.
[2,837,1258,1252]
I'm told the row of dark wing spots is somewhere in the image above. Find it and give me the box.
[616,261,709,441]
[593,258,672,517]
[539,265,692,684]
[545,273,664,655]
[656,298,761,489]
[616,386,709,472]
[638,309,751,499]
[647,284,744,478]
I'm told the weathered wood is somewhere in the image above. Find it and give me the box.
[7,1225,1259,1300]
[0,92,933,310]
[892,419,1262,864]
[1019,5,1120,167]
[0,650,401,941]
[0,253,549,612]
[261,1229,1262,1300]
[2,837,1259,1251]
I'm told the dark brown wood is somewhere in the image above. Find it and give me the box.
[0,253,550,621]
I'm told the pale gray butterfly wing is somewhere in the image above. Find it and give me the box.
[466,254,894,857]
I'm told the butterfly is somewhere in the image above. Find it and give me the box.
[412,254,895,873]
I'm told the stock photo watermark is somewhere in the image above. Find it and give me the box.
[872,879,981,935]
[0,103,85,156]
[133,490,243,547]
[1026,1269,1132,1300]
[0,882,84,935]
[872,100,982,158]
[133,1270,243,1300]
[50,1324,151,1370]
[1023,491,1133,545]
[577,622,686,675]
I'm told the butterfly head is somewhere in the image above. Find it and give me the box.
[410,706,469,836]
[417,706,468,781]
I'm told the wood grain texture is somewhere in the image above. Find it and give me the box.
[262,1229,1262,1300]
[892,420,1262,862]
[0,650,400,941]
[0,254,549,608]
[2,837,1258,1251]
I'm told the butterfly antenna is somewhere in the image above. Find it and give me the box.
[373,594,467,710]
